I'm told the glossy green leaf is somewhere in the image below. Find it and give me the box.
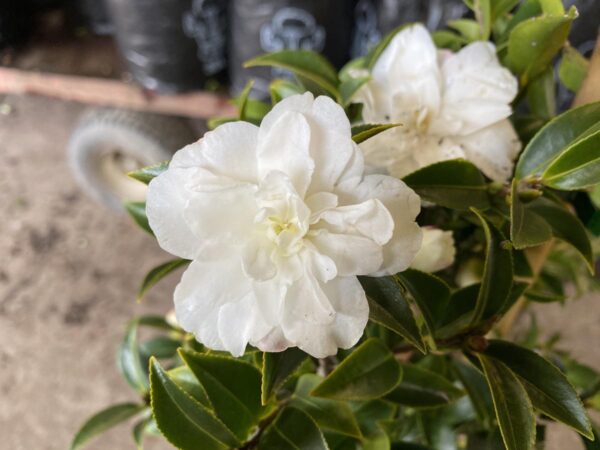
[471,0,492,39]
[259,407,328,450]
[236,80,253,121]
[245,50,339,99]
[432,30,467,51]
[124,202,153,235]
[179,350,265,441]
[541,121,600,190]
[516,102,600,179]
[581,426,600,450]
[452,360,494,427]
[269,79,305,104]
[491,0,521,18]
[470,209,513,325]
[360,276,425,352]
[137,259,189,302]
[528,197,594,272]
[479,355,536,450]
[139,336,181,360]
[436,284,480,338]
[507,7,577,85]
[386,364,464,408]
[311,338,402,401]
[117,318,148,394]
[168,366,212,407]
[132,414,153,450]
[539,0,565,15]
[395,269,451,335]
[290,374,362,438]
[128,161,169,185]
[149,358,240,450]
[403,160,490,210]
[353,400,397,450]
[510,180,553,249]
[261,348,307,404]
[340,76,370,106]
[559,45,589,92]
[351,123,402,144]
[483,340,593,439]
[71,403,146,450]
[527,68,556,120]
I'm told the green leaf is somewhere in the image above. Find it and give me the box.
[470,209,513,325]
[491,0,521,19]
[483,340,593,439]
[559,44,589,92]
[340,76,370,106]
[124,202,153,235]
[132,414,153,450]
[507,7,577,85]
[386,364,464,408]
[269,79,305,104]
[290,374,362,438]
[311,338,402,401]
[168,366,212,407]
[261,348,308,404]
[471,0,492,39]
[117,318,149,394]
[431,30,467,51]
[351,123,402,144]
[527,68,556,120]
[360,276,426,353]
[541,121,600,190]
[395,269,450,335]
[139,336,181,360]
[207,117,236,130]
[245,50,339,100]
[403,160,490,210]
[582,426,600,450]
[236,80,253,121]
[71,403,146,450]
[137,259,189,302]
[149,358,240,450]
[539,0,565,15]
[452,360,494,427]
[478,355,536,450]
[528,197,594,272]
[179,350,266,442]
[516,102,600,179]
[259,407,328,450]
[510,179,553,249]
[128,161,169,185]
[449,19,483,42]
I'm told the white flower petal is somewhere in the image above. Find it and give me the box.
[218,294,272,357]
[183,184,258,245]
[147,168,202,259]
[370,24,442,122]
[309,230,383,276]
[433,41,518,136]
[281,276,369,358]
[171,121,259,183]
[412,136,466,173]
[174,257,252,351]
[254,327,293,353]
[337,175,422,276]
[410,228,456,273]
[306,191,338,223]
[241,238,277,282]
[454,119,522,182]
[258,110,314,197]
[318,199,394,246]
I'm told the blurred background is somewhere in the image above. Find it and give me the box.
[0,0,598,449]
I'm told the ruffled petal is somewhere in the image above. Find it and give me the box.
[183,183,258,246]
[412,136,466,173]
[146,167,202,259]
[410,228,456,273]
[454,119,521,182]
[281,276,369,358]
[432,41,518,136]
[257,110,314,196]
[174,257,253,352]
[336,175,422,276]
[171,121,259,183]
[309,229,383,276]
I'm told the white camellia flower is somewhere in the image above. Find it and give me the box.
[146,93,422,358]
[410,227,456,273]
[354,24,521,182]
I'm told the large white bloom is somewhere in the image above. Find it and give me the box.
[355,24,521,182]
[146,93,422,358]
[410,227,456,273]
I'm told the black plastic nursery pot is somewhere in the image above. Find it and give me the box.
[229,0,356,98]
[106,0,228,94]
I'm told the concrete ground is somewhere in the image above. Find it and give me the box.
[0,93,598,450]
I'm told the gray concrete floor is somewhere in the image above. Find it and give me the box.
[0,94,597,449]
